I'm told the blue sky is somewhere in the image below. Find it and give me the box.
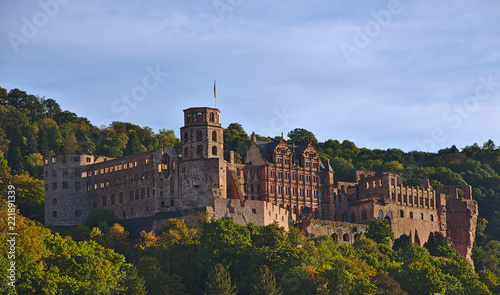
[1,0,499,152]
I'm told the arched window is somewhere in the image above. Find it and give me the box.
[378,209,383,218]
[184,147,188,157]
[196,111,203,122]
[186,113,191,123]
[362,210,367,221]
[420,213,424,220]
[212,131,217,142]
[400,210,404,218]
[430,214,434,221]
[196,130,202,141]
[350,212,356,223]
[196,145,203,155]
[343,234,350,242]
[332,233,338,241]
[212,146,217,156]
[209,112,215,122]
[354,233,360,241]
[386,211,393,221]
[183,132,188,143]
[410,212,414,219]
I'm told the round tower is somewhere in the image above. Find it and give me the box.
[180,107,223,161]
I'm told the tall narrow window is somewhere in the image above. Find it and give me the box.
[197,145,203,155]
[209,112,215,122]
[196,130,202,141]
[212,146,217,156]
[212,131,217,142]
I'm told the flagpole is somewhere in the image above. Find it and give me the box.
[214,80,217,108]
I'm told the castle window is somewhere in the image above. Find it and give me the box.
[400,210,404,218]
[170,200,174,207]
[102,196,107,207]
[129,191,133,201]
[212,131,217,142]
[183,132,188,143]
[52,198,57,205]
[196,130,202,141]
[209,112,215,122]
[75,181,81,190]
[161,201,165,208]
[196,111,203,122]
[75,210,81,217]
[52,182,58,190]
[378,209,383,218]
[252,209,257,214]
[52,211,57,218]
[119,192,124,203]
[86,157,91,163]
[186,113,191,123]
[420,213,424,220]
[184,148,189,157]
[430,214,434,221]
[387,211,393,221]
[197,145,203,155]
[76,197,80,204]
[343,234,349,242]
[212,146,218,156]
[410,212,414,219]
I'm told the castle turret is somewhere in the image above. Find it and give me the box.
[180,107,223,161]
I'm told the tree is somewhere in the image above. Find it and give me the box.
[287,128,318,146]
[10,173,44,222]
[205,264,238,295]
[224,123,249,163]
[365,218,395,245]
[250,265,282,295]
[158,129,180,149]
[371,272,407,295]
[125,131,147,155]
[84,208,120,230]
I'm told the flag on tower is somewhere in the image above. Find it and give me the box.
[214,80,216,98]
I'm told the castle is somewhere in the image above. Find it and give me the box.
[44,107,478,264]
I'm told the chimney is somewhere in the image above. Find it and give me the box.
[230,151,234,164]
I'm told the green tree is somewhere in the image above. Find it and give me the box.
[365,218,395,245]
[224,123,249,163]
[287,128,318,146]
[125,131,147,155]
[250,265,282,295]
[205,264,238,295]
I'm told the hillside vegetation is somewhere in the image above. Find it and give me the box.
[2,86,500,294]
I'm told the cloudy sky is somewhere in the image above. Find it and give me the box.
[1,0,499,152]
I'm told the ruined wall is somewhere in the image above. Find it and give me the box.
[44,154,96,226]
[440,185,478,267]
[213,198,295,230]
[178,157,226,208]
[298,220,368,244]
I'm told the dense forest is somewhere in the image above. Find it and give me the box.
[2,86,500,294]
